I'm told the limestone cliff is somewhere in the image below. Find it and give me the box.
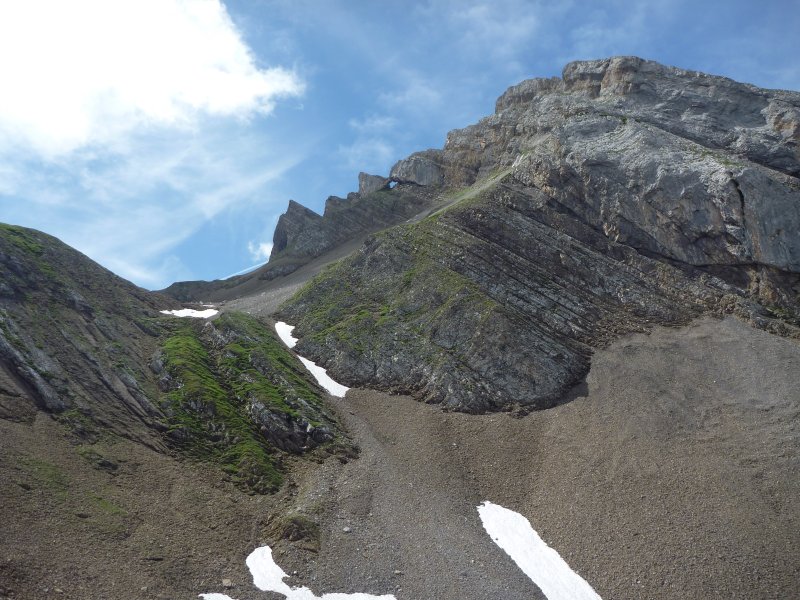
[278,57,800,412]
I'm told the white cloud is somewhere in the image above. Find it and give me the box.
[443,1,542,60]
[378,75,443,113]
[338,138,395,173]
[0,0,304,158]
[0,125,305,288]
[347,115,398,135]
[0,0,307,289]
[336,114,398,173]
[248,240,274,262]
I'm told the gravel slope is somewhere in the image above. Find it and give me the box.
[3,316,796,600]
[273,316,799,600]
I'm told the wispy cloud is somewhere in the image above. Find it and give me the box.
[423,0,544,61]
[0,127,305,288]
[337,115,398,174]
[248,241,274,262]
[0,0,306,288]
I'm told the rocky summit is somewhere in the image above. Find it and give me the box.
[3,57,800,600]
[275,56,800,412]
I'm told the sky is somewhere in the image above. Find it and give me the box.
[0,0,798,290]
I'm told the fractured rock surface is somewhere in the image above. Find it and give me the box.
[278,57,800,412]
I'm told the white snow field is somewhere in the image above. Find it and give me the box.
[200,545,395,600]
[274,322,349,397]
[478,501,602,600]
[160,308,219,318]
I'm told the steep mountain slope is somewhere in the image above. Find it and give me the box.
[0,223,171,440]
[277,56,800,412]
[275,317,799,600]
[3,56,799,600]
[0,224,346,476]
[0,224,352,598]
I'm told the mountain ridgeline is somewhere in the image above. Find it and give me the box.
[175,56,799,412]
[0,224,348,493]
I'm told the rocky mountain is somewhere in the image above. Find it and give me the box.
[0,224,351,597]
[0,223,346,480]
[275,56,800,412]
[3,57,800,600]
[162,176,443,303]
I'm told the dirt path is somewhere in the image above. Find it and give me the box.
[275,316,800,600]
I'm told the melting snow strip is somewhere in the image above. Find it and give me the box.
[274,321,298,348]
[274,322,349,397]
[200,545,395,600]
[478,501,602,600]
[160,308,219,318]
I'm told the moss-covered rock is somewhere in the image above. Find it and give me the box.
[158,312,342,493]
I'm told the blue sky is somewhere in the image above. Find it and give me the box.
[0,0,797,290]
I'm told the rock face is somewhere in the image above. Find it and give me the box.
[278,57,800,412]
[271,200,324,259]
[390,150,445,185]
[443,56,800,282]
[358,172,389,195]
[163,179,445,302]
[0,224,171,437]
[266,183,442,276]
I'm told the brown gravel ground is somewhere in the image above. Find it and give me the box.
[2,315,798,600]
[273,316,800,600]
[0,415,300,600]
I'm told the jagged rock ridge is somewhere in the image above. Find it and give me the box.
[277,57,800,412]
[162,179,443,303]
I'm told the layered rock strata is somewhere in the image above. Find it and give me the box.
[278,57,800,411]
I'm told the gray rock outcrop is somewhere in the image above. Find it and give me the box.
[445,57,800,271]
[279,57,800,412]
[271,200,324,259]
[358,172,389,195]
[390,150,445,185]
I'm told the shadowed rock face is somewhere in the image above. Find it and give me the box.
[0,224,173,441]
[278,57,800,412]
[358,172,389,195]
[271,200,324,258]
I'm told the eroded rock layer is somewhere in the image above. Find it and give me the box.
[278,57,800,412]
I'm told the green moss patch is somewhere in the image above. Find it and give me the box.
[158,311,333,494]
[0,224,44,255]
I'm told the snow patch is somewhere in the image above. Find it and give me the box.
[200,545,395,600]
[160,308,218,318]
[274,322,349,397]
[297,356,350,397]
[478,501,602,600]
[274,321,298,348]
